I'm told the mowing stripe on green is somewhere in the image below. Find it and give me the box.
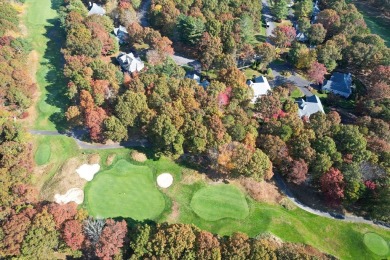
[363,232,389,256]
[190,184,249,221]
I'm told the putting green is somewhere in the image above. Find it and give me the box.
[34,143,51,165]
[84,160,166,220]
[363,232,389,256]
[190,184,249,221]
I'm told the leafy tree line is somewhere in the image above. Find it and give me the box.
[255,86,389,222]
[61,0,273,182]
[147,0,262,69]
[0,1,36,116]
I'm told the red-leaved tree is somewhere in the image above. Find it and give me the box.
[95,219,127,260]
[63,220,85,250]
[308,61,327,84]
[48,202,78,229]
[320,167,344,205]
[271,25,296,48]
[287,159,308,185]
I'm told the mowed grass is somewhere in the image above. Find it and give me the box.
[84,160,166,220]
[34,143,51,165]
[363,232,389,256]
[24,0,68,130]
[190,185,249,221]
[165,179,390,260]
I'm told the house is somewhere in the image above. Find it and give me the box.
[88,2,106,16]
[185,72,210,89]
[117,52,144,73]
[296,95,324,118]
[322,72,353,98]
[246,76,271,103]
[114,25,129,45]
[296,32,308,42]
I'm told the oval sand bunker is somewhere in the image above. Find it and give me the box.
[157,173,173,188]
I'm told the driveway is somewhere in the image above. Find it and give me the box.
[261,0,276,37]
[269,62,313,96]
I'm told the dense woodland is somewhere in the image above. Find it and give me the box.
[0,0,389,258]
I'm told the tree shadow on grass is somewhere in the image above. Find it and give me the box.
[40,0,69,132]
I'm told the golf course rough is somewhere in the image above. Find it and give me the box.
[85,160,166,220]
[363,232,389,256]
[190,184,249,221]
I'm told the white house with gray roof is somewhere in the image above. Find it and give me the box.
[246,76,271,103]
[296,95,324,118]
[117,52,144,73]
[114,25,129,45]
[322,72,353,98]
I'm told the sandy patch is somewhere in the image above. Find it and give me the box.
[106,154,116,166]
[88,154,101,164]
[131,151,147,162]
[240,178,282,204]
[76,164,100,181]
[39,157,88,201]
[180,169,205,184]
[54,188,84,204]
[157,173,173,188]
[167,201,180,223]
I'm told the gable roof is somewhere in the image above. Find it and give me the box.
[117,52,144,73]
[322,72,352,98]
[247,76,271,102]
[185,72,210,89]
[88,3,106,16]
[296,95,324,118]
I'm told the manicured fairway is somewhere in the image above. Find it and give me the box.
[363,232,389,256]
[85,160,166,220]
[190,185,249,221]
[34,143,51,165]
[24,0,68,130]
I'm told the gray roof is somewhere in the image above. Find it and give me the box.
[88,3,106,16]
[297,95,324,118]
[322,72,352,97]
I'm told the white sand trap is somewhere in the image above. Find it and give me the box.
[157,173,173,188]
[76,164,100,181]
[54,188,84,204]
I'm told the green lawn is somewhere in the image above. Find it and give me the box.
[34,143,51,165]
[290,87,304,99]
[24,0,68,130]
[190,185,249,221]
[363,232,389,256]
[84,160,167,220]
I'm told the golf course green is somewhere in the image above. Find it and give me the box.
[363,232,389,256]
[84,160,166,220]
[34,143,51,165]
[190,184,249,221]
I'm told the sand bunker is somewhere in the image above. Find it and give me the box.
[76,164,100,181]
[54,188,84,204]
[157,173,173,188]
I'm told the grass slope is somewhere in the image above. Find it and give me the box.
[167,180,390,260]
[85,160,166,220]
[190,185,249,221]
[363,232,389,256]
[24,0,68,130]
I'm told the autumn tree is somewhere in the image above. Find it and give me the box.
[198,32,223,70]
[295,0,313,18]
[317,40,342,71]
[95,219,127,260]
[103,116,128,142]
[195,231,221,260]
[320,167,345,205]
[317,9,340,37]
[48,202,78,229]
[63,220,85,250]
[308,23,327,45]
[254,42,277,69]
[222,232,251,259]
[271,25,296,48]
[307,61,327,84]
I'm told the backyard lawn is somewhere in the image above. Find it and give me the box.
[24,0,68,130]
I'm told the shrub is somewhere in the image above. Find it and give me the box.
[279,198,297,210]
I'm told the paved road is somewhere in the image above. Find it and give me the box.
[29,130,150,150]
[269,62,313,96]
[273,173,390,230]
[261,0,276,37]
